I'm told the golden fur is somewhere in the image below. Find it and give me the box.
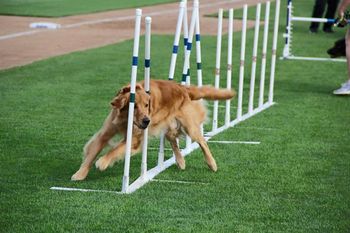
[72,80,235,181]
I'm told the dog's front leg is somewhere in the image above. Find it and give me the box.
[95,134,142,171]
[71,112,117,181]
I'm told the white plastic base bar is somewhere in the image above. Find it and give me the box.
[205,101,275,137]
[281,55,346,62]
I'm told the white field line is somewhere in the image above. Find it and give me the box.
[0,0,246,41]
[208,140,260,144]
[151,179,209,185]
[235,126,278,131]
[50,186,122,194]
[148,147,172,151]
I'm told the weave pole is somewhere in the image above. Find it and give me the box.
[168,1,186,81]
[268,0,281,104]
[225,9,234,127]
[122,9,142,193]
[182,0,198,150]
[212,8,223,132]
[236,5,248,121]
[195,3,203,87]
[141,16,152,178]
[181,0,198,85]
[248,3,261,115]
[183,0,189,57]
[258,1,271,108]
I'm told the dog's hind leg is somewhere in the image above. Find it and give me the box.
[165,131,185,170]
[177,104,217,172]
[187,127,217,172]
[95,133,142,171]
[71,112,117,181]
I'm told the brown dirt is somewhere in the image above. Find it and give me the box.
[0,0,266,70]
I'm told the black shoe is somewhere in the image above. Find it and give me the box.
[309,27,318,33]
[327,38,346,58]
[323,27,334,33]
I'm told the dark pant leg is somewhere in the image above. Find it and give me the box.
[323,0,340,30]
[310,0,327,30]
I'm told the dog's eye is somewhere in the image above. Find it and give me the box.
[145,104,149,108]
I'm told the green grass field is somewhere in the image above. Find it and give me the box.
[0,0,177,17]
[1,0,350,232]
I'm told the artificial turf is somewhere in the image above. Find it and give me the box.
[0,0,177,17]
[1,0,349,232]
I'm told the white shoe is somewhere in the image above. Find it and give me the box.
[333,81,350,95]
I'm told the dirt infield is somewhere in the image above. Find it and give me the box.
[0,0,266,70]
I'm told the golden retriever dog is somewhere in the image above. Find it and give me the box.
[71,80,235,181]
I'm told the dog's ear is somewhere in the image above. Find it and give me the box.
[110,94,128,109]
[120,85,131,94]
[136,84,143,90]
[121,84,143,93]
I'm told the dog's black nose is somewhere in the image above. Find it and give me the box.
[142,117,150,127]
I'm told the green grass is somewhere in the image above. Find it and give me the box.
[0,0,177,17]
[1,0,350,232]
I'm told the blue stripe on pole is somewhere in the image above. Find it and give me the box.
[145,59,151,68]
[327,19,336,23]
[196,34,200,41]
[130,93,135,103]
[132,56,138,66]
[172,45,178,54]
[182,74,187,82]
[197,62,202,70]
[187,42,192,51]
[184,38,188,46]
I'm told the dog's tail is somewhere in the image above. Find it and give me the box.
[186,85,236,101]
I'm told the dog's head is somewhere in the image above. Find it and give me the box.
[110,84,151,129]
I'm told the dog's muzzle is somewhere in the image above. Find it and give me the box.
[140,117,150,129]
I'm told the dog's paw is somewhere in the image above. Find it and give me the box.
[176,158,186,170]
[95,156,110,171]
[207,159,217,172]
[71,169,87,181]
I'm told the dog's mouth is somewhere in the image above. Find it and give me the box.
[134,121,149,130]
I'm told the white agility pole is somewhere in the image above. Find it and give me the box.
[268,0,281,104]
[183,0,198,86]
[225,9,233,127]
[291,16,346,23]
[212,8,223,131]
[122,9,142,193]
[158,131,165,167]
[182,0,198,150]
[195,4,203,87]
[282,0,292,61]
[141,17,152,177]
[168,1,186,80]
[183,0,189,62]
[258,1,271,108]
[236,5,248,121]
[248,3,261,115]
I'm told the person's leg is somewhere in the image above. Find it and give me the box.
[333,29,350,95]
[323,0,340,32]
[310,0,327,32]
